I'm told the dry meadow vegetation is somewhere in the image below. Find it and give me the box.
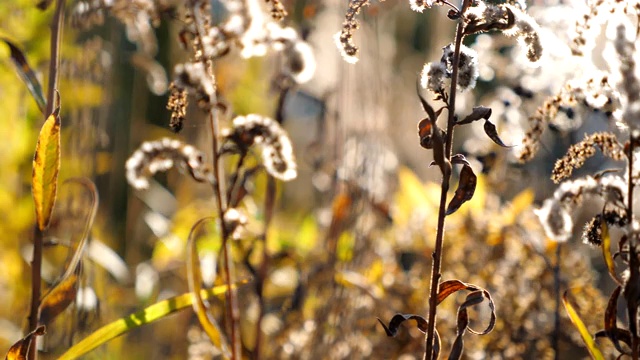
[2,0,640,359]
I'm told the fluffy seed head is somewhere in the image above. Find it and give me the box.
[223,114,297,181]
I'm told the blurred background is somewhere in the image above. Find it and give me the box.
[0,0,630,358]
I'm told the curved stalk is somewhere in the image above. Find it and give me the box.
[190,3,240,359]
[29,1,65,359]
[424,1,469,358]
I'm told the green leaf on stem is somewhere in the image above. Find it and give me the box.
[57,281,245,360]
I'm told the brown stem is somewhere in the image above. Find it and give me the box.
[28,226,43,360]
[189,4,240,359]
[44,0,64,117]
[29,2,65,359]
[553,243,562,360]
[628,135,639,360]
[424,2,468,358]
[253,176,276,360]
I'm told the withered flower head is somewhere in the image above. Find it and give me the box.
[534,198,572,243]
[167,82,188,133]
[222,114,297,181]
[409,0,436,13]
[501,5,542,62]
[126,138,209,190]
[420,62,446,94]
[420,44,479,93]
[537,174,627,243]
[264,0,288,21]
[551,132,625,183]
[334,0,370,64]
[174,62,215,110]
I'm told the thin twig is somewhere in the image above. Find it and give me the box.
[628,134,638,360]
[29,1,65,359]
[553,243,562,360]
[424,2,468,358]
[253,176,276,360]
[190,3,240,359]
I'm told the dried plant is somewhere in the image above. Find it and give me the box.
[530,5,640,358]
[336,0,542,358]
[7,0,640,359]
[121,1,307,359]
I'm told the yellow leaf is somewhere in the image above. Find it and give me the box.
[601,222,623,285]
[39,274,77,326]
[562,289,605,360]
[32,108,61,230]
[4,326,45,360]
[186,217,229,356]
[57,282,244,360]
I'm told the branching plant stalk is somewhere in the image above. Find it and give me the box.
[190,4,240,358]
[424,1,469,358]
[29,1,65,359]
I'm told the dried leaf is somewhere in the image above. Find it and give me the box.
[39,274,78,326]
[418,118,434,149]
[450,154,470,166]
[563,290,606,360]
[39,178,98,325]
[447,289,495,360]
[437,280,496,334]
[602,286,631,355]
[377,313,428,337]
[446,164,477,215]
[417,82,437,123]
[4,326,46,360]
[483,120,513,148]
[438,279,477,304]
[602,221,623,285]
[457,106,492,125]
[32,107,61,230]
[1,38,46,113]
[595,328,632,350]
[186,217,229,356]
[449,303,469,360]
[431,127,450,177]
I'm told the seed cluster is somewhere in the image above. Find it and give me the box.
[551,132,625,183]
[222,114,297,181]
[536,174,626,242]
[334,0,370,64]
[126,138,209,190]
[167,83,188,133]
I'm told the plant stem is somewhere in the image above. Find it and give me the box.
[190,3,240,358]
[628,134,638,360]
[553,243,562,360]
[253,176,276,360]
[29,1,65,359]
[28,226,43,360]
[424,2,468,358]
[45,0,64,117]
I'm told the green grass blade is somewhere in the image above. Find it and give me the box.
[562,290,605,360]
[58,282,245,360]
